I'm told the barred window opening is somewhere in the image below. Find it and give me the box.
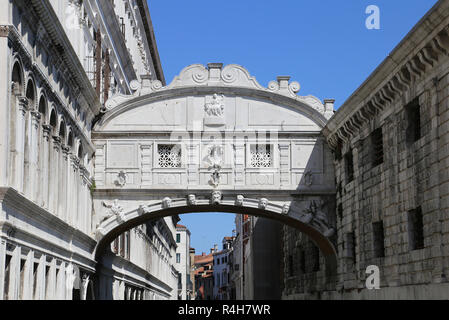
[250,145,272,168]
[158,144,182,168]
[371,128,384,167]
[372,221,385,258]
[408,207,424,250]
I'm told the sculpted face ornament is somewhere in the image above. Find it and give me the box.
[235,195,244,206]
[188,194,197,206]
[304,170,313,187]
[282,204,290,215]
[211,191,222,205]
[162,197,172,209]
[258,198,268,210]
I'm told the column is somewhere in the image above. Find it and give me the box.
[8,245,21,300]
[0,239,6,300]
[46,259,57,300]
[56,262,66,300]
[51,136,61,217]
[234,142,245,186]
[140,144,152,186]
[35,254,46,300]
[22,250,34,300]
[41,125,51,209]
[30,111,41,202]
[60,146,69,222]
[0,28,10,186]
[278,143,291,188]
[23,106,32,198]
[13,97,28,193]
[70,155,79,229]
[186,142,199,186]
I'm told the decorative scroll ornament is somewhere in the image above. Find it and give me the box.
[258,198,268,210]
[211,191,222,205]
[101,199,126,224]
[114,171,127,187]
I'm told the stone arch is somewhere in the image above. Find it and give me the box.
[58,119,66,143]
[11,59,24,96]
[25,76,36,110]
[49,107,57,133]
[38,94,47,119]
[94,196,338,279]
[67,130,74,150]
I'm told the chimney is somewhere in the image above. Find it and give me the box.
[214,244,218,252]
[202,252,205,256]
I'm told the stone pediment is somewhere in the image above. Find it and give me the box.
[103,63,334,121]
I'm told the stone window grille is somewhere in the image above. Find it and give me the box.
[250,144,273,168]
[405,98,421,145]
[158,144,182,168]
[371,128,384,167]
[344,149,354,183]
[408,206,424,250]
[372,221,385,258]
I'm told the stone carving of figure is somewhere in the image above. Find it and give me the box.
[211,191,222,205]
[258,198,268,210]
[205,94,225,117]
[101,199,126,225]
[114,171,127,187]
[207,145,224,168]
[235,195,244,206]
[188,194,196,206]
[304,170,313,186]
[162,197,172,209]
[210,167,221,188]
[302,200,334,236]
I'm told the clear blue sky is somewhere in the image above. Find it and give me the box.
[148,1,438,253]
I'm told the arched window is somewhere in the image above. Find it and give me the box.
[67,131,74,150]
[12,62,23,95]
[59,121,66,142]
[25,79,35,108]
[77,144,83,159]
[38,95,47,118]
[49,109,57,131]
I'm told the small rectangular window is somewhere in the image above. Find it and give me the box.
[176,233,181,243]
[405,98,421,144]
[176,253,180,263]
[158,144,181,168]
[371,128,384,167]
[250,144,273,168]
[344,149,354,183]
[408,207,424,250]
[344,232,356,263]
[337,203,343,221]
[372,221,385,258]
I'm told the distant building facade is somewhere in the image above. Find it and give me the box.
[174,224,193,300]
[193,252,214,300]
[212,237,234,300]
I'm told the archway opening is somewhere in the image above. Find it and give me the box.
[93,203,337,300]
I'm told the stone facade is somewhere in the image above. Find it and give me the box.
[0,0,177,300]
[283,0,449,300]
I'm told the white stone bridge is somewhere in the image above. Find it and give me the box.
[92,63,337,275]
